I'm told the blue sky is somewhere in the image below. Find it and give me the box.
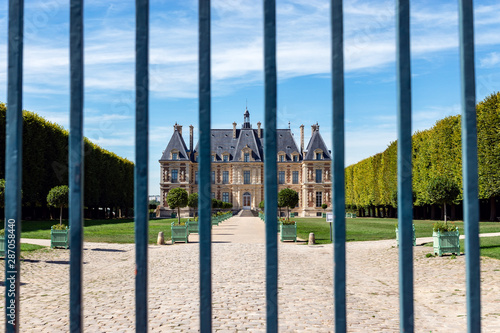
[1,0,500,195]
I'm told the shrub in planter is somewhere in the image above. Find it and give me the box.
[51,224,70,249]
[171,221,189,243]
[280,219,297,242]
[433,221,460,256]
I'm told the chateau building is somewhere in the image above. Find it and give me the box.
[159,109,332,217]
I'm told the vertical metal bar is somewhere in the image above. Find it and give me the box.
[135,0,149,331]
[69,0,84,331]
[396,1,414,332]
[330,1,346,332]
[5,0,23,332]
[458,1,480,332]
[263,0,278,331]
[198,0,212,331]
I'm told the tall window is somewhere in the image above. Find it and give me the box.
[172,153,178,160]
[293,155,298,162]
[223,171,229,184]
[211,155,215,162]
[278,171,285,184]
[222,192,229,203]
[211,171,215,184]
[279,155,284,162]
[316,192,322,207]
[316,152,322,160]
[195,171,198,184]
[171,169,178,183]
[211,192,215,199]
[244,171,251,184]
[244,152,250,162]
[223,154,228,162]
[292,171,299,184]
[315,169,322,183]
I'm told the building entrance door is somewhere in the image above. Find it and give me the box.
[243,192,251,210]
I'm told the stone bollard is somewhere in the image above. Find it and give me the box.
[157,231,164,245]
[308,232,315,245]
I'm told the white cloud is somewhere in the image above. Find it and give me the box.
[480,52,500,68]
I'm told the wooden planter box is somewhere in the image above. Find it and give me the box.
[0,237,4,257]
[171,222,189,243]
[395,225,416,247]
[51,227,70,249]
[187,220,199,234]
[433,228,460,256]
[280,223,297,242]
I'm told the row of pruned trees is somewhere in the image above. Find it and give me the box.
[345,92,500,221]
[0,103,134,219]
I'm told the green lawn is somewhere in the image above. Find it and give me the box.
[21,218,185,244]
[423,236,500,260]
[295,217,500,245]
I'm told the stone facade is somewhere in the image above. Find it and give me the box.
[159,109,332,217]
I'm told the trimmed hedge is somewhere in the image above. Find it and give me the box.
[0,102,134,218]
[345,92,500,221]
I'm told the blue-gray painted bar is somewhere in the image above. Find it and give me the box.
[458,1,481,332]
[330,1,346,332]
[198,0,212,331]
[396,1,414,332]
[5,0,24,332]
[135,0,149,331]
[263,0,278,331]
[69,0,84,331]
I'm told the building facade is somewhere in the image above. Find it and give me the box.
[159,109,332,217]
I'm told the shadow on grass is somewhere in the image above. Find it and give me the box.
[22,218,177,233]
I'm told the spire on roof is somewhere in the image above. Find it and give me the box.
[243,106,251,129]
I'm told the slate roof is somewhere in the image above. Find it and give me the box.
[304,129,331,161]
[159,130,190,161]
[160,110,330,163]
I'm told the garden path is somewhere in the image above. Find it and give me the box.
[4,216,500,332]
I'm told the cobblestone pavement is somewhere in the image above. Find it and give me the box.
[1,216,500,332]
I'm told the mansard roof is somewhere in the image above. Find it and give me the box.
[160,129,190,161]
[304,129,331,161]
[190,127,301,162]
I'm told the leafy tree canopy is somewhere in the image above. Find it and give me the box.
[188,193,198,209]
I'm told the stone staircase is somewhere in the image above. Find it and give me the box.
[239,209,258,217]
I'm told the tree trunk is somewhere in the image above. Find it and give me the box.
[177,207,181,225]
[444,204,447,223]
[59,206,63,225]
[489,196,497,222]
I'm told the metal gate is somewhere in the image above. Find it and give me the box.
[4,0,480,332]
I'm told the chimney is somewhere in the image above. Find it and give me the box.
[189,125,194,156]
[300,124,304,154]
[311,124,316,137]
[174,122,182,135]
[257,121,262,138]
[233,122,237,138]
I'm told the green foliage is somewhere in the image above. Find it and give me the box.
[47,185,69,225]
[187,193,198,209]
[321,203,327,210]
[345,93,500,213]
[425,253,435,258]
[433,221,458,233]
[259,200,264,211]
[52,223,68,230]
[47,185,69,208]
[427,176,460,206]
[278,188,299,220]
[0,104,134,215]
[166,188,188,224]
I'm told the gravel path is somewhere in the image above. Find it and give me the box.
[1,216,499,332]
